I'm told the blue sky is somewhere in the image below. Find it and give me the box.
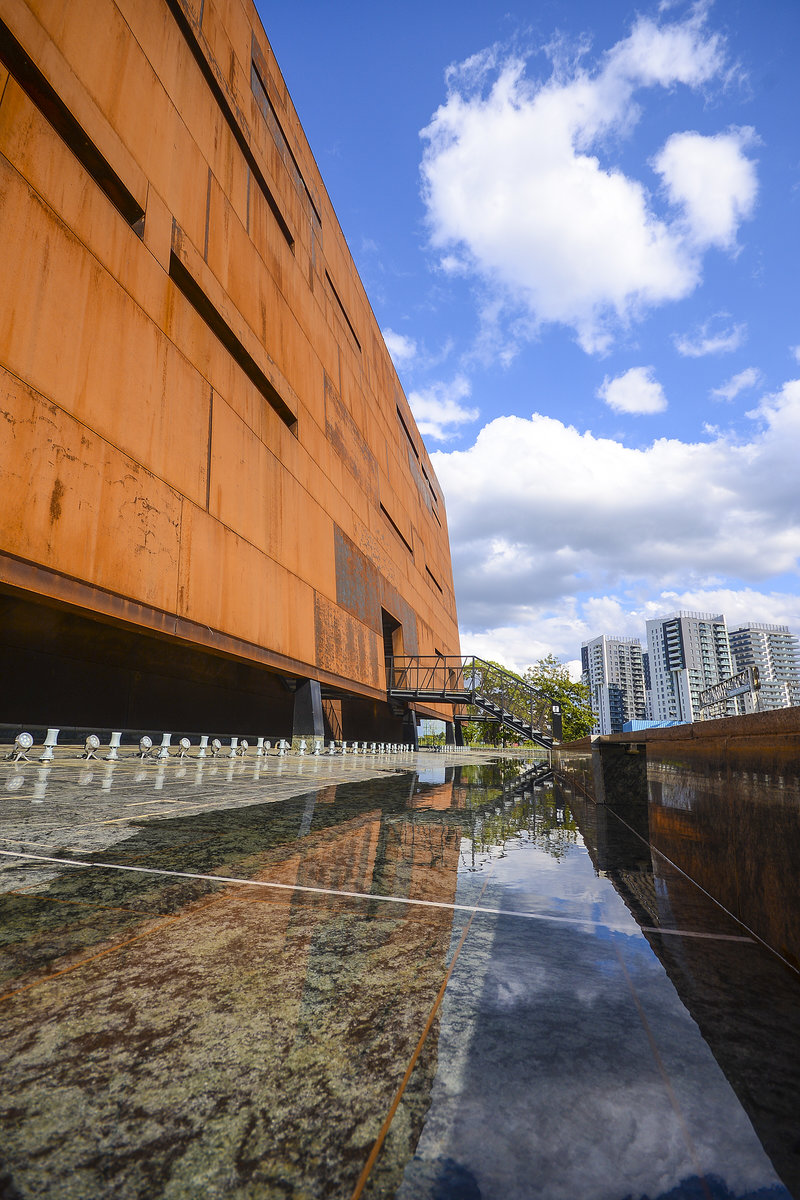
[259,0,800,674]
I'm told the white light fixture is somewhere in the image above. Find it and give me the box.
[157,734,172,761]
[138,735,153,759]
[211,738,222,757]
[239,739,249,757]
[178,737,192,760]
[40,728,60,762]
[8,732,33,763]
[105,732,122,761]
[81,734,101,761]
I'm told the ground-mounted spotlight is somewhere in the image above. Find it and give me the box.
[210,738,222,758]
[239,739,249,757]
[138,736,153,760]
[328,740,336,755]
[312,740,322,755]
[81,734,101,761]
[178,737,192,760]
[7,732,34,763]
[297,739,307,755]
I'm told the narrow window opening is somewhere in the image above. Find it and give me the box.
[0,16,144,228]
[169,251,297,434]
[380,502,413,555]
[396,404,419,461]
[251,60,321,226]
[325,270,361,352]
[163,0,294,249]
[425,565,443,595]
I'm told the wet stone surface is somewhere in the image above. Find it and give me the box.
[1,751,798,1199]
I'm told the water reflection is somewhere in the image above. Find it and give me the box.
[0,758,796,1199]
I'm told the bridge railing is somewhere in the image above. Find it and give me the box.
[387,656,548,737]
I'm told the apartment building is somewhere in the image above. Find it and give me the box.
[729,624,800,712]
[646,612,737,723]
[581,635,646,734]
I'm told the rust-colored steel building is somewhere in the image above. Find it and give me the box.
[0,0,460,739]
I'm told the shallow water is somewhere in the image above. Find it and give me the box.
[0,755,797,1199]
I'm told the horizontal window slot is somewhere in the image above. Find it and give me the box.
[425,565,444,595]
[380,503,413,555]
[419,460,439,506]
[0,16,144,227]
[251,61,321,226]
[169,251,297,434]
[325,270,361,352]
[396,404,420,460]
[163,0,293,249]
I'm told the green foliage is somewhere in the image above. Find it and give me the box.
[455,653,591,744]
[523,653,594,741]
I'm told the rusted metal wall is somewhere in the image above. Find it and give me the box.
[0,0,460,722]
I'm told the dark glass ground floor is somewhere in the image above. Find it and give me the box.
[0,751,797,1198]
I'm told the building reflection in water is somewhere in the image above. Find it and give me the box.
[557,756,800,1200]
[1,758,797,1198]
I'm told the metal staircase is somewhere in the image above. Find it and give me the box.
[387,655,553,751]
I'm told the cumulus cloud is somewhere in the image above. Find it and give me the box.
[459,586,800,673]
[598,366,667,414]
[653,128,758,249]
[408,375,479,441]
[674,315,747,357]
[382,328,417,368]
[433,379,800,642]
[420,11,754,353]
[711,366,761,402]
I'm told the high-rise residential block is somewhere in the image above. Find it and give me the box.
[646,611,737,723]
[581,635,646,734]
[729,624,800,712]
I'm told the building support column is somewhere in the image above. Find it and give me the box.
[402,707,418,750]
[292,679,324,746]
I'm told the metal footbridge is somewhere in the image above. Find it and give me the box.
[387,656,553,751]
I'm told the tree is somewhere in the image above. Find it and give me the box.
[523,654,593,742]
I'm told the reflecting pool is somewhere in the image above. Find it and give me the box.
[0,755,798,1198]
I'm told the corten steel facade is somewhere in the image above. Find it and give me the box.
[0,0,460,737]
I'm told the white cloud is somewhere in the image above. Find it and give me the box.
[382,328,417,368]
[674,316,747,357]
[459,586,800,671]
[433,379,800,645]
[711,366,761,402]
[407,375,479,441]
[598,366,667,414]
[653,128,758,249]
[791,345,800,365]
[420,11,750,354]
